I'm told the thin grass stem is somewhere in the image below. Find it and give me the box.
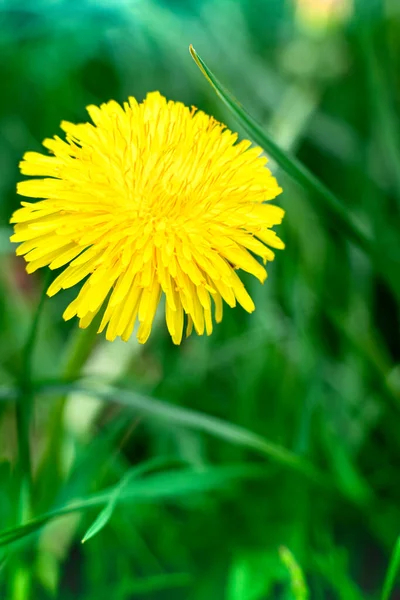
[381,536,400,600]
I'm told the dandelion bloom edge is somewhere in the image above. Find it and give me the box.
[11,91,284,344]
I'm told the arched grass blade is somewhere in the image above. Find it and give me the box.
[81,457,180,543]
[36,380,332,491]
[189,45,370,254]
[0,464,267,549]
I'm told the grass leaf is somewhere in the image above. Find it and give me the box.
[279,546,309,600]
[35,380,332,490]
[381,536,400,600]
[0,464,268,549]
[189,45,371,253]
[81,457,182,543]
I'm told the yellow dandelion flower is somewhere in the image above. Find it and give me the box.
[10,92,284,344]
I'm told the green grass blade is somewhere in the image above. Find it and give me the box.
[35,380,331,490]
[81,502,114,545]
[381,536,400,600]
[16,272,51,527]
[188,45,370,253]
[21,272,52,388]
[279,546,309,600]
[81,457,181,543]
[0,464,267,549]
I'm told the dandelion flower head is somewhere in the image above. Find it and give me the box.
[11,92,284,344]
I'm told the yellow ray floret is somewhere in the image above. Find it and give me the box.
[10,92,285,344]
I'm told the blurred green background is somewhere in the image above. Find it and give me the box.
[1,0,400,598]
